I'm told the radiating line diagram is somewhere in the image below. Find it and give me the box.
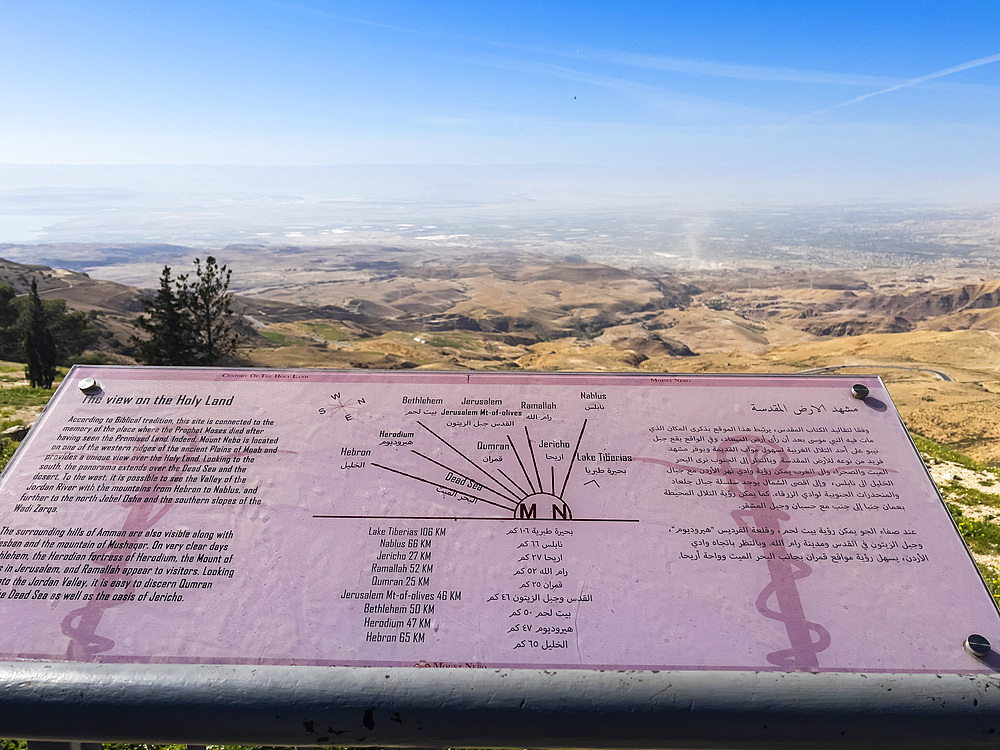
[372,419,588,520]
[319,392,366,422]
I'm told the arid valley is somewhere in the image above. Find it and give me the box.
[3,203,1000,461]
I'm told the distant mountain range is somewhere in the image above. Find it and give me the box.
[5,243,1000,460]
[6,242,1000,352]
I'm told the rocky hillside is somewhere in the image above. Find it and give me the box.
[8,246,1000,461]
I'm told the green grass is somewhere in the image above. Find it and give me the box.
[916,434,1000,606]
[0,364,59,473]
[946,503,1000,556]
[917,435,1000,608]
[0,439,18,473]
[945,502,1000,605]
[0,385,56,410]
[911,432,1000,474]
[427,333,477,349]
[258,330,293,346]
[304,321,347,341]
[938,479,1000,510]
[0,385,57,425]
[976,563,1000,607]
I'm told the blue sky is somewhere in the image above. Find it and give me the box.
[2,1,999,200]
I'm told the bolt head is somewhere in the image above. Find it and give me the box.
[78,377,100,394]
[964,634,991,658]
[851,383,870,400]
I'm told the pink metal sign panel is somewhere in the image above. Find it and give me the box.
[0,367,995,672]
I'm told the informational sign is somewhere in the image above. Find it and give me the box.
[0,367,996,673]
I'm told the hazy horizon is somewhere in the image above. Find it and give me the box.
[2,2,999,236]
[1,163,997,251]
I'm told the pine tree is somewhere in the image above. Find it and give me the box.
[132,258,238,366]
[132,265,197,365]
[186,256,238,365]
[23,279,57,388]
[1,280,98,367]
[0,283,18,361]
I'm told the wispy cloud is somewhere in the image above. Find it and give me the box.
[804,51,1000,117]
[487,58,776,123]
[256,0,1000,128]
[257,0,908,91]
[572,49,902,88]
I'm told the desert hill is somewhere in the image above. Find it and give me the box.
[6,245,1000,460]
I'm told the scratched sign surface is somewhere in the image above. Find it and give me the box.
[0,366,996,672]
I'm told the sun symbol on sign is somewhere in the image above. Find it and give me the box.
[319,392,366,421]
[372,420,587,520]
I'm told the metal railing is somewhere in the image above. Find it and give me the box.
[5,662,1000,748]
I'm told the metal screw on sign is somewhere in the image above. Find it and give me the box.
[78,377,101,394]
[850,383,869,400]
[964,634,991,658]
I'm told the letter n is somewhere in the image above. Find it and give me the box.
[551,503,572,520]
